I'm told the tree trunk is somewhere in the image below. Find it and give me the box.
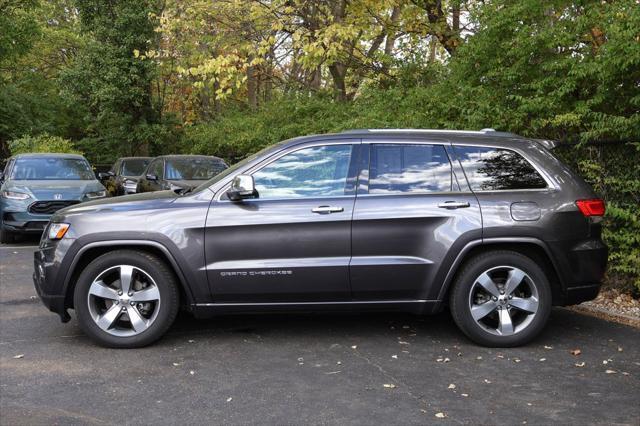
[329,63,347,101]
[247,64,258,110]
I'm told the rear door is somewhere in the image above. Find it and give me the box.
[204,140,362,302]
[350,139,482,301]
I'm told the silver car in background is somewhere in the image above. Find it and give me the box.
[0,153,107,243]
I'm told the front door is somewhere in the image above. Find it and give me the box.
[205,141,361,302]
[350,140,482,301]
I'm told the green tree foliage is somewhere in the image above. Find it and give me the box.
[9,134,82,155]
[59,0,174,158]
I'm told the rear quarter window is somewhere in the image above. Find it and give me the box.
[454,146,547,190]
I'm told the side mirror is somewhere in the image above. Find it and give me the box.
[97,172,113,180]
[227,174,258,201]
[146,173,158,181]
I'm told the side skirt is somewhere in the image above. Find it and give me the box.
[190,300,440,318]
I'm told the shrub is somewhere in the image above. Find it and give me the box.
[9,134,82,156]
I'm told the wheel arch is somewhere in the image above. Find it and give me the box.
[63,241,195,310]
[437,238,564,306]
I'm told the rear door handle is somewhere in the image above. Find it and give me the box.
[312,206,344,214]
[438,201,470,209]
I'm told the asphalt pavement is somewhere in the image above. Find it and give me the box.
[1,239,639,425]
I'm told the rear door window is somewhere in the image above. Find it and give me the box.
[453,146,547,191]
[369,144,457,194]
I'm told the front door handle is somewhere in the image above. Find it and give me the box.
[438,201,471,209]
[312,205,344,214]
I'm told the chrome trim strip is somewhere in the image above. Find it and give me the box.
[195,300,431,307]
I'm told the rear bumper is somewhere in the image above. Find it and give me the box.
[547,238,608,306]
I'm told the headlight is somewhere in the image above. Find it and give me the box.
[85,190,106,199]
[1,190,30,200]
[48,223,70,240]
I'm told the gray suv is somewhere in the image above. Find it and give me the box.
[33,129,608,348]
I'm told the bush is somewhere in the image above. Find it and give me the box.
[9,134,82,156]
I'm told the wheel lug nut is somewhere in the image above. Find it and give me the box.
[118,291,122,296]
[492,296,498,301]
[508,295,513,299]
[130,301,135,306]
[128,292,133,296]
[115,300,119,305]
[122,307,126,311]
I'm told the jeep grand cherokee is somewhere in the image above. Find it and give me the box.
[33,129,607,348]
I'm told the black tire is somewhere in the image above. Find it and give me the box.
[449,250,552,347]
[74,250,179,348]
[0,225,16,244]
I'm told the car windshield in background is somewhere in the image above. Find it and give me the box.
[165,158,227,180]
[11,158,95,180]
[122,159,149,176]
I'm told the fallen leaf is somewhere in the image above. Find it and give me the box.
[391,355,398,359]
[497,354,504,359]
[325,371,341,375]
[402,325,410,329]
[570,349,581,356]
[188,339,195,343]
[575,362,585,367]
[484,379,492,384]
[435,412,446,418]
[189,370,195,375]
[602,360,608,365]
[383,384,396,389]
[617,346,623,352]
[605,370,616,374]
[351,345,357,349]
[298,357,304,361]
[443,357,450,363]
[476,356,483,360]
[513,358,521,363]
[337,361,342,365]
[544,345,553,350]
[172,362,180,366]
[448,384,456,389]
[461,393,469,397]
[622,372,630,376]
[398,341,410,345]
[226,397,232,402]
[13,354,24,359]
[539,358,546,362]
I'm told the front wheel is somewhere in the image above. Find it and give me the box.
[449,250,552,347]
[74,250,179,348]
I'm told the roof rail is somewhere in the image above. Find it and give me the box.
[340,128,516,136]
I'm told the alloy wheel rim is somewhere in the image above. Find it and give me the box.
[468,266,539,336]
[87,265,161,337]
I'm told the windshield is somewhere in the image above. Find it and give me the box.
[122,159,150,176]
[11,157,95,180]
[165,158,228,180]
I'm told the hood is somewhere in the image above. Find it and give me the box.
[167,179,208,189]
[4,179,106,201]
[54,189,179,217]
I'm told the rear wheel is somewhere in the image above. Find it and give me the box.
[449,250,551,347]
[74,250,179,348]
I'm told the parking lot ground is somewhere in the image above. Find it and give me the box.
[1,242,639,425]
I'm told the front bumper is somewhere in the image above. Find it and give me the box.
[2,210,51,233]
[33,240,74,322]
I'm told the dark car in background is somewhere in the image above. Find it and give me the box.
[0,153,107,243]
[136,155,228,193]
[99,157,151,196]
[33,129,607,348]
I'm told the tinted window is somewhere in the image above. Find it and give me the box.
[454,146,547,190]
[165,158,227,180]
[369,144,455,194]
[148,160,163,178]
[253,145,353,199]
[10,157,95,180]
[122,159,150,176]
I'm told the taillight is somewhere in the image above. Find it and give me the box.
[576,199,605,217]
